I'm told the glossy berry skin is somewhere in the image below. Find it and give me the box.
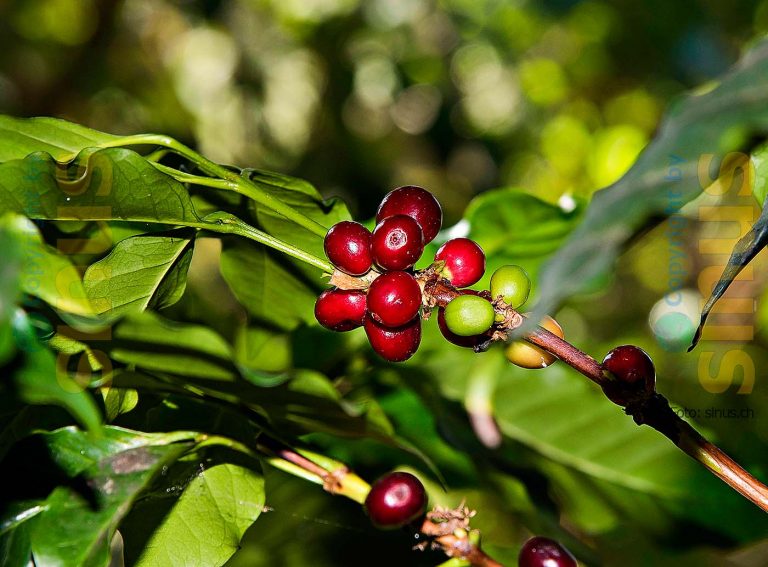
[371,215,425,271]
[518,536,577,567]
[505,315,563,369]
[365,472,427,529]
[314,288,367,331]
[376,186,443,244]
[364,315,421,362]
[490,265,531,309]
[443,295,495,337]
[367,271,422,327]
[324,221,373,276]
[434,238,485,288]
[437,290,489,348]
[601,345,656,406]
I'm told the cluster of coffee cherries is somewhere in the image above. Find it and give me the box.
[317,185,483,362]
[314,185,571,366]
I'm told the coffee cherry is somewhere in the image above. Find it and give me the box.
[365,472,427,529]
[437,290,489,348]
[434,238,485,288]
[371,215,425,271]
[314,288,367,331]
[324,221,373,276]
[443,295,495,337]
[490,265,531,309]
[367,271,422,327]
[364,315,421,362]
[505,315,563,369]
[601,345,656,406]
[376,186,443,244]
[518,536,577,567]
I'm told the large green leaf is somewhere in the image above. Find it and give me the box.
[0,149,201,225]
[133,462,265,567]
[25,427,193,567]
[535,37,768,314]
[0,116,118,163]
[220,239,317,331]
[0,214,93,316]
[83,230,196,319]
[107,312,237,381]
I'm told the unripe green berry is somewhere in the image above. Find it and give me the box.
[443,295,495,337]
[490,265,531,308]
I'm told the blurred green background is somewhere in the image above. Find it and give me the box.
[3,1,768,565]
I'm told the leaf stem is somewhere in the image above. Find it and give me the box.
[85,134,329,238]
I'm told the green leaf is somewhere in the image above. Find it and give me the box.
[11,310,101,432]
[0,149,201,225]
[108,312,237,381]
[0,116,118,163]
[28,427,193,567]
[463,189,584,289]
[134,462,265,567]
[535,38,768,314]
[689,195,768,349]
[83,229,196,319]
[0,213,93,316]
[0,218,21,363]
[220,239,317,331]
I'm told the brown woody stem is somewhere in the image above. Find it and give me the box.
[418,274,768,513]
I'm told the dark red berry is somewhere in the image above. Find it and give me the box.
[367,271,422,327]
[324,221,373,276]
[314,288,367,331]
[437,290,490,348]
[371,215,424,271]
[518,536,577,567]
[434,238,485,288]
[365,472,427,529]
[376,186,442,244]
[364,315,421,362]
[601,345,656,406]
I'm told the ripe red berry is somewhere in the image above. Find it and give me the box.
[376,186,443,244]
[314,288,367,332]
[365,472,427,529]
[367,271,422,327]
[601,345,656,406]
[371,215,425,271]
[434,238,485,288]
[364,315,421,362]
[324,221,373,276]
[518,536,577,567]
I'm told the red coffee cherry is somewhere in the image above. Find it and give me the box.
[364,315,421,362]
[518,536,577,567]
[434,238,485,288]
[601,345,656,406]
[376,186,443,244]
[371,215,425,271]
[367,271,422,327]
[324,221,373,276]
[365,472,427,529]
[314,288,367,331]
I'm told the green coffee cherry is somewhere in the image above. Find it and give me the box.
[443,295,495,337]
[490,265,531,308]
